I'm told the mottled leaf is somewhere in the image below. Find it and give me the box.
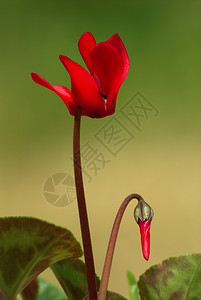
[51,258,99,300]
[127,270,139,300]
[51,258,126,300]
[36,278,67,300]
[138,253,201,300]
[0,217,82,299]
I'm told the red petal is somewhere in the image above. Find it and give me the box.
[31,72,77,116]
[138,219,152,261]
[105,34,130,113]
[59,55,107,118]
[78,33,129,116]
[78,32,96,74]
[90,43,124,98]
[106,33,129,86]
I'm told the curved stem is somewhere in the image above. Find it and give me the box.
[73,105,97,300]
[98,193,144,300]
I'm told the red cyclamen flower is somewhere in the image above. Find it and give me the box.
[31,32,129,118]
[138,218,152,261]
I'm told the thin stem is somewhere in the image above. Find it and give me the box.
[98,193,144,300]
[73,105,97,300]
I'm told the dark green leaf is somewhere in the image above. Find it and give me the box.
[21,279,38,300]
[0,217,82,299]
[21,277,67,300]
[106,291,127,300]
[138,253,201,300]
[82,291,127,300]
[51,258,99,300]
[127,270,139,300]
[82,292,127,300]
[51,258,126,300]
[36,278,67,300]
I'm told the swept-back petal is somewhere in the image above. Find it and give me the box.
[90,43,124,97]
[31,72,77,116]
[59,55,107,118]
[106,33,129,86]
[78,32,96,74]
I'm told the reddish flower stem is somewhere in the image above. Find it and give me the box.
[98,193,144,300]
[73,105,97,300]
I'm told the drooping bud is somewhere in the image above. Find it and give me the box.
[134,199,154,261]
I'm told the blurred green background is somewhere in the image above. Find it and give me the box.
[1,0,201,298]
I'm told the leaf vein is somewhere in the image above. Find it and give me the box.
[184,256,201,300]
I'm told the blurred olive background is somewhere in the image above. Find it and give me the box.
[1,0,201,298]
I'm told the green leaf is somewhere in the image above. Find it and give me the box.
[138,253,201,300]
[106,291,127,300]
[0,217,82,300]
[51,258,98,300]
[21,277,67,300]
[127,270,139,300]
[82,292,127,300]
[36,278,67,300]
[51,258,127,300]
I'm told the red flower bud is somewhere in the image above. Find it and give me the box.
[138,218,152,261]
[134,199,153,261]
